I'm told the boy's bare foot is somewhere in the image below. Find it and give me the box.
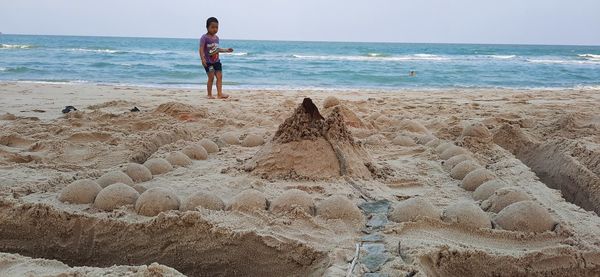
[207,95,215,99]
[217,93,229,99]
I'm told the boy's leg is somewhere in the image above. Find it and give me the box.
[206,71,215,99]
[215,71,228,99]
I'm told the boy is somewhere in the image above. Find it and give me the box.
[199,17,233,99]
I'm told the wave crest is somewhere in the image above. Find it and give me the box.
[0,44,35,49]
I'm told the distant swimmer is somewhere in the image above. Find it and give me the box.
[409,71,416,77]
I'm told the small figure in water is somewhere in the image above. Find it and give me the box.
[409,71,416,77]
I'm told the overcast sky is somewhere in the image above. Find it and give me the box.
[1,0,599,45]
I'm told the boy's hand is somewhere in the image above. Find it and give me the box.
[201,59,207,67]
[227,48,234,53]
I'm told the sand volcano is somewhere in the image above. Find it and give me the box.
[245,98,374,180]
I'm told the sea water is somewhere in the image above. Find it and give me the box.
[1,34,599,90]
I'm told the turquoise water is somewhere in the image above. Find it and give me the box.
[1,34,600,89]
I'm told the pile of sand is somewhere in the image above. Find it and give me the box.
[462,122,491,138]
[97,170,134,188]
[435,142,454,154]
[58,179,102,204]
[242,134,265,147]
[245,98,374,180]
[165,151,192,167]
[316,195,362,222]
[493,201,556,232]
[93,183,140,211]
[442,201,492,229]
[389,198,440,223]
[180,192,225,211]
[439,145,468,160]
[154,101,208,118]
[199,139,219,153]
[472,179,509,201]
[220,132,240,145]
[450,160,481,180]
[135,188,180,216]
[392,135,417,146]
[443,154,472,171]
[181,144,208,160]
[228,189,268,212]
[323,104,369,129]
[322,96,340,109]
[143,158,173,175]
[461,168,495,191]
[482,187,530,213]
[124,163,153,183]
[270,189,315,215]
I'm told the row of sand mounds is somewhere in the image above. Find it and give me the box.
[245,98,376,180]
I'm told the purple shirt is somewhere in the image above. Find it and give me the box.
[200,34,220,63]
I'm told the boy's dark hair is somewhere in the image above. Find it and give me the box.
[206,17,219,28]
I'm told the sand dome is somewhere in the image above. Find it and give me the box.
[473,179,509,201]
[180,192,225,211]
[58,179,102,204]
[398,120,428,134]
[416,134,436,145]
[482,187,530,213]
[132,184,147,194]
[389,198,441,223]
[442,201,491,229]
[316,195,363,221]
[181,144,208,160]
[323,96,340,109]
[440,146,469,160]
[392,135,417,146]
[124,163,153,183]
[97,170,134,188]
[242,134,265,147]
[135,188,180,216]
[425,139,442,148]
[365,134,386,146]
[461,168,495,191]
[435,142,454,154]
[143,158,173,175]
[165,151,192,167]
[494,201,556,232]
[229,189,268,212]
[199,139,219,153]
[462,122,491,138]
[270,189,315,215]
[443,154,472,171]
[93,183,140,211]
[450,160,481,180]
[220,132,240,145]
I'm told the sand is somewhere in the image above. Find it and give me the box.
[1,82,600,276]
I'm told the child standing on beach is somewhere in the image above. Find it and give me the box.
[199,17,234,99]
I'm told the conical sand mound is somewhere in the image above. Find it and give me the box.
[245,98,374,180]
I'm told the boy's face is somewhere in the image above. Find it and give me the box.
[207,22,219,35]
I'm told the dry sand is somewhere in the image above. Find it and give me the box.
[1,82,600,276]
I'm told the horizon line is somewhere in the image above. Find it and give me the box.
[2,32,600,47]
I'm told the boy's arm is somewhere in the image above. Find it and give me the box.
[218,48,234,53]
[199,39,207,66]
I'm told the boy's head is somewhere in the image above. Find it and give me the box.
[206,17,219,35]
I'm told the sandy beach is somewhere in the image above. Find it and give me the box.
[1,81,599,276]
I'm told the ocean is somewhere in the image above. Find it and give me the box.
[1,34,599,90]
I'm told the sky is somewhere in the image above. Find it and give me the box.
[1,0,599,45]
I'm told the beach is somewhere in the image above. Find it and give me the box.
[1,82,599,276]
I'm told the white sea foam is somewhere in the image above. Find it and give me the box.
[292,54,449,62]
[68,48,120,54]
[222,52,248,56]
[0,44,34,49]
[527,58,600,65]
[0,67,6,71]
[578,54,600,61]
[488,55,516,59]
